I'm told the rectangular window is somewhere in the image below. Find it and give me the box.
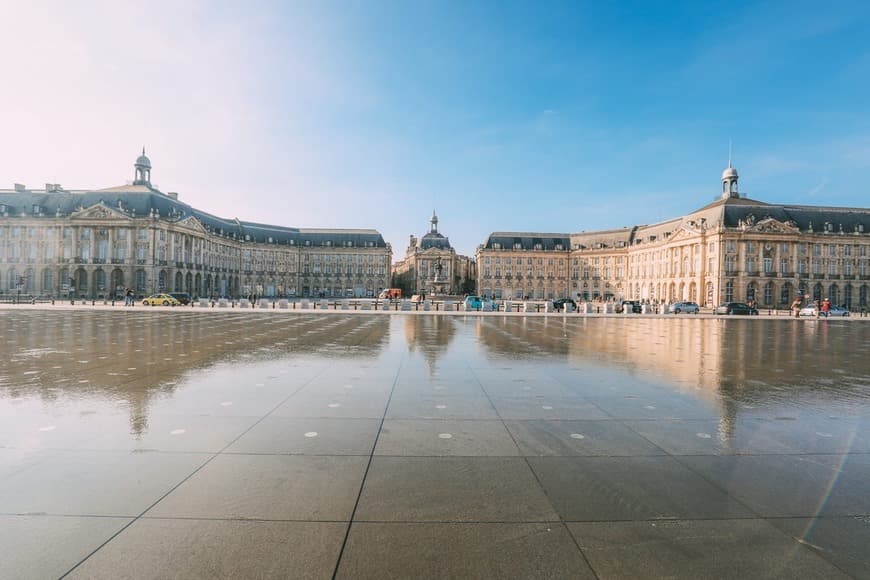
[81,228,91,240]
[763,258,773,273]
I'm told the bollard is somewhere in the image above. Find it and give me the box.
[51,298,55,305]
[92,299,95,306]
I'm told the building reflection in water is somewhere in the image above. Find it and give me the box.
[2,311,868,451]
[475,317,870,445]
[402,315,457,377]
[0,312,390,436]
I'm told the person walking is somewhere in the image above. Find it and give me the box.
[822,298,831,318]
[791,297,802,318]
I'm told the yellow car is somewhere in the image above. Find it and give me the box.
[142,293,180,306]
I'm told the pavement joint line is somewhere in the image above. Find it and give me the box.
[6,512,870,524]
[329,353,406,580]
[467,359,603,580]
[56,364,330,579]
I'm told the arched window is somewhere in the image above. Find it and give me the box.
[844,285,853,309]
[725,280,734,302]
[813,283,822,302]
[860,285,868,307]
[746,283,756,302]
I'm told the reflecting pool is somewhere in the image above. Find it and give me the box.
[1,311,868,578]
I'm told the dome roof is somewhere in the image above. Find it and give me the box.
[135,148,151,169]
[722,165,738,180]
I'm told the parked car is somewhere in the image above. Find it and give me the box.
[168,292,191,305]
[800,305,850,317]
[619,300,642,313]
[553,298,576,312]
[464,295,498,310]
[142,293,180,306]
[715,302,758,315]
[669,301,699,314]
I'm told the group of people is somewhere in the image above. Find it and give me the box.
[123,288,134,306]
[790,297,832,318]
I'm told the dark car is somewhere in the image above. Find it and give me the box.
[619,300,642,313]
[168,292,191,305]
[553,298,576,312]
[715,302,758,315]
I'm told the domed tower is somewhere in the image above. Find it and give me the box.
[721,156,738,199]
[134,147,152,186]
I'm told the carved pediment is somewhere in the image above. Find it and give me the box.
[668,227,700,243]
[177,216,208,234]
[70,204,130,220]
[747,218,800,235]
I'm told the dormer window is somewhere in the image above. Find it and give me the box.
[492,242,501,249]
[555,244,563,251]
[304,240,311,246]
[534,243,543,250]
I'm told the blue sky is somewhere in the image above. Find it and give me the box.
[2,0,869,256]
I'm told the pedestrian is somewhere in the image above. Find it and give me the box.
[821,298,831,318]
[125,288,133,306]
[791,297,801,318]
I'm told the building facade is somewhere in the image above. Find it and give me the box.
[392,212,476,295]
[478,164,870,308]
[0,152,392,299]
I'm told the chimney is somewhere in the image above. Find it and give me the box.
[166,192,179,200]
[14,183,26,192]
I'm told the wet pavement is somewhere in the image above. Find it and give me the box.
[1,310,869,579]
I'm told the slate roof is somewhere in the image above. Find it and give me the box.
[0,185,388,247]
[418,231,452,250]
[481,232,571,251]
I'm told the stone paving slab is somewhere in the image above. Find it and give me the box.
[355,457,560,522]
[68,519,346,580]
[0,515,132,580]
[568,519,850,579]
[336,522,595,579]
[147,455,368,521]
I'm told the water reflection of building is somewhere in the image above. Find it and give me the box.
[0,151,392,299]
[478,162,870,308]
[1,312,390,434]
[402,315,457,375]
[475,317,868,413]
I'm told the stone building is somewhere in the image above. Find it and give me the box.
[0,151,392,299]
[478,162,870,308]
[476,233,571,300]
[392,211,476,295]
